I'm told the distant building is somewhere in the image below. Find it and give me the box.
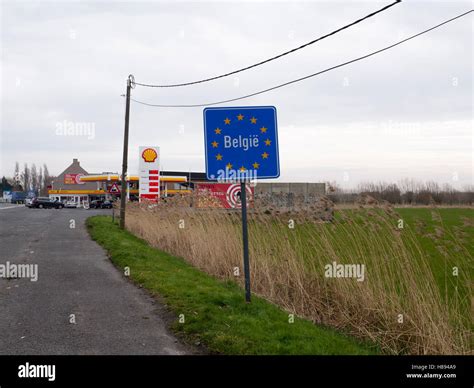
[48,158,104,205]
[48,158,327,206]
[48,159,194,206]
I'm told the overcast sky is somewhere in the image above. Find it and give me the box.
[1,0,472,188]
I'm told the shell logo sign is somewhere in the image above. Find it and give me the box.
[141,148,158,163]
[139,146,160,202]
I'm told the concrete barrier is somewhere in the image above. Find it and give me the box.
[255,183,326,197]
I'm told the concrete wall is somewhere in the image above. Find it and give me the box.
[255,182,326,197]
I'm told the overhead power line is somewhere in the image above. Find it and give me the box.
[133,0,401,88]
[130,10,473,108]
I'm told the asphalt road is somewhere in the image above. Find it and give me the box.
[0,204,188,355]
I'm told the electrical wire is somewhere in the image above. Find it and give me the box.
[133,0,401,88]
[129,10,472,108]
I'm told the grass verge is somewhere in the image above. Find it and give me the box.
[86,215,377,355]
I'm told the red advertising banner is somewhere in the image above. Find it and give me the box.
[64,174,84,185]
[196,183,254,209]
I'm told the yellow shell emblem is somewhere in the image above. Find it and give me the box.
[142,148,158,163]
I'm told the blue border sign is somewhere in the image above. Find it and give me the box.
[203,106,280,181]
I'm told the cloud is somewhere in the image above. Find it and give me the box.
[1,0,472,188]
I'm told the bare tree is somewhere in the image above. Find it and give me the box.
[20,163,30,191]
[13,161,21,190]
[38,166,43,194]
[382,183,401,204]
[330,179,474,205]
[31,163,38,192]
[42,164,54,196]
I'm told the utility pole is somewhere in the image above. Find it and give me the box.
[120,74,134,229]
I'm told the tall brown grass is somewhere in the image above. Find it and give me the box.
[123,194,471,355]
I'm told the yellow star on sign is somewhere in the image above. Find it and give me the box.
[264,138,272,146]
[252,162,260,169]
[216,153,223,160]
[239,166,246,172]
[224,118,231,125]
[214,128,222,134]
[226,162,233,170]
[250,117,257,124]
[211,141,219,148]
[260,126,267,133]
[262,152,269,159]
[237,114,244,121]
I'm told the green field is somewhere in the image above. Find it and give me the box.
[325,207,473,306]
[395,208,473,301]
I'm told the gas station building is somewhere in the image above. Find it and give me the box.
[48,158,326,208]
[48,158,205,206]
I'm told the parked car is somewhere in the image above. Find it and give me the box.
[89,200,113,209]
[64,200,79,208]
[25,198,33,207]
[101,201,113,209]
[89,200,104,209]
[31,197,64,209]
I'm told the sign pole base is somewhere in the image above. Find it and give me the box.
[241,182,251,303]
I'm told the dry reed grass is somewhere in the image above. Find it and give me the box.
[122,193,471,355]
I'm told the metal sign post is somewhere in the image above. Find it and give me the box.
[240,181,251,302]
[203,106,279,303]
